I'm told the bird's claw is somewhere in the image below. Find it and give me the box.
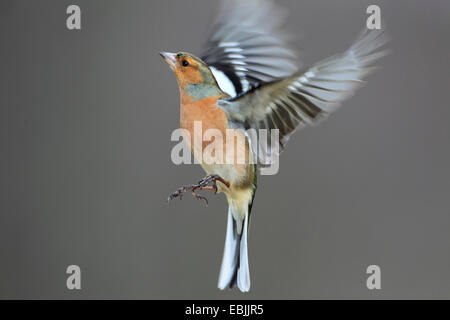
[197,175,219,193]
[167,174,228,205]
[191,191,208,205]
[167,185,192,202]
[167,184,208,206]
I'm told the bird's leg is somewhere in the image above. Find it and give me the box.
[167,174,230,205]
[197,174,230,193]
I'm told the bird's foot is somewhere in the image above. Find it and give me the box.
[167,174,229,205]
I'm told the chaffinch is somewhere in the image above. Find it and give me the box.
[160,0,388,292]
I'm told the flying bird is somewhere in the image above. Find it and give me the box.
[160,0,388,292]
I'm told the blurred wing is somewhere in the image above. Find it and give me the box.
[200,0,300,97]
[218,29,389,165]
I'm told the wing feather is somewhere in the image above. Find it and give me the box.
[201,0,300,96]
[218,29,389,165]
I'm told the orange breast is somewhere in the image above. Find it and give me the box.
[179,92,253,188]
[180,92,252,176]
[180,93,229,154]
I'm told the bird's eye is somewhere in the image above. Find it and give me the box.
[181,59,189,67]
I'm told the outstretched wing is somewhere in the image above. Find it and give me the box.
[200,0,300,97]
[218,29,389,165]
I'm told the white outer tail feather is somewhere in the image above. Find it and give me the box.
[218,207,239,289]
[237,212,250,292]
[218,206,250,292]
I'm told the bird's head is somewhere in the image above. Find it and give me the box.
[160,51,224,100]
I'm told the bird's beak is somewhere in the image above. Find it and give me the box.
[160,52,177,70]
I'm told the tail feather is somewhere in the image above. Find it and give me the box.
[218,207,240,289]
[237,212,250,292]
[218,205,251,292]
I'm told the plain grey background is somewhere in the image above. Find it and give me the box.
[1,0,449,299]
